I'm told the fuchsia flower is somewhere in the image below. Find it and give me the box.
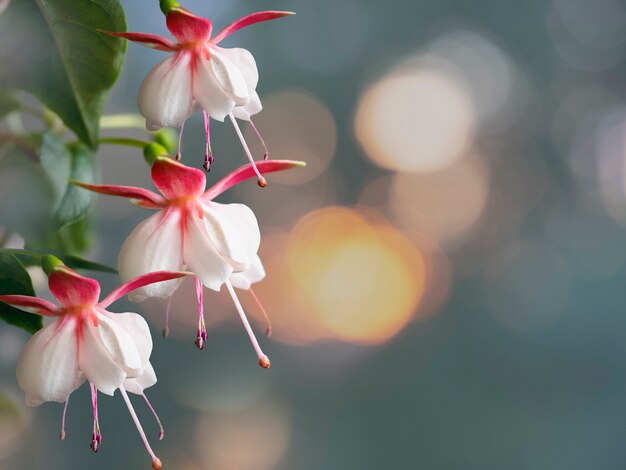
[73,151,304,368]
[106,4,293,182]
[0,257,189,469]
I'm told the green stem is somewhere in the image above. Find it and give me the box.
[99,137,150,149]
[100,114,146,129]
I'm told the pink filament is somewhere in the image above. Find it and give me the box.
[142,393,165,441]
[249,287,272,337]
[60,397,69,440]
[228,113,264,182]
[248,119,269,160]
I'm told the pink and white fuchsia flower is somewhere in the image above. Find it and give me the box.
[73,151,304,368]
[0,256,189,470]
[106,4,293,183]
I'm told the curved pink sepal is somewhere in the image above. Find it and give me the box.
[48,268,101,308]
[98,271,190,308]
[166,7,212,44]
[71,181,166,208]
[203,159,306,200]
[211,11,294,44]
[99,30,179,52]
[0,295,59,316]
[151,157,206,200]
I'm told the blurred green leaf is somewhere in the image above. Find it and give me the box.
[54,143,95,229]
[0,90,21,118]
[0,252,42,334]
[40,133,95,231]
[2,248,116,274]
[0,0,127,147]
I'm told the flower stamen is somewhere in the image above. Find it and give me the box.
[59,397,69,441]
[202,110,215,172]
[226,281,270,368]
[229,113,266,187]
[162,295,173,338]
[119,386,162,470]
[194,276,207,350]
[248,119,269,161]
[176,121,185,161]
[89,383,103,453]
[249,287,272,337]
[142,393,165,441]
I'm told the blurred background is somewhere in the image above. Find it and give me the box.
[3,0,626,468]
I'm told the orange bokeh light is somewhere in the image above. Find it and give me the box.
[286,207,427,345]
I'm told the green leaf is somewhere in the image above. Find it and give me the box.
[62,254,116,274]
[1,248,116,274]
[39,132,96,230]
[53,143,95,229]
[0,253,42,334]
[40,130,71,209]
[0,90,21,118]
[0,0,127,147]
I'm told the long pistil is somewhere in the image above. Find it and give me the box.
[226,281,270,368]
[120,386,162,470]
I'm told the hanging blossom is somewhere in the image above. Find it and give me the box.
[0,256,190,470]
[105,2,293,184]
[73,145,304,368]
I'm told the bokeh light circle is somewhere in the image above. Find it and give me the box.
[354,61,476,173]
[286,207,426,345]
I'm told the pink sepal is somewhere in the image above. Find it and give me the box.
[203,160,305,200]
[0,295,59,316]
[151,157,206,200]
[48,268,101,308]
[166,7,212,44]
[98,271,190,308]
[99,30,179,52]
[211,11,294,44]
[71,181,166,208]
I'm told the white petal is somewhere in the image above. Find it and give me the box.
[123,362,157,395]
[118,209,184,302]
[207,202,261,260]
[101,311,152,367]
[214,47,259,96]
[230,255,266,290]
[16,319,82,406]
[79,321,127,396]
[96,313,144,377]
[200,202,254,269]
[210,48,250,105]
[232,92,263,121]
[138,52,195,130]
[193,55,236,121]
[183,210,234,291]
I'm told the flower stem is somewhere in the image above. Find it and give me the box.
[99,137,151,149]
[100,114,146,129]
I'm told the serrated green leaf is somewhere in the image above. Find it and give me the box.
[53,143,95,228]
[0,253,42,334]
[0,0,127,147]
